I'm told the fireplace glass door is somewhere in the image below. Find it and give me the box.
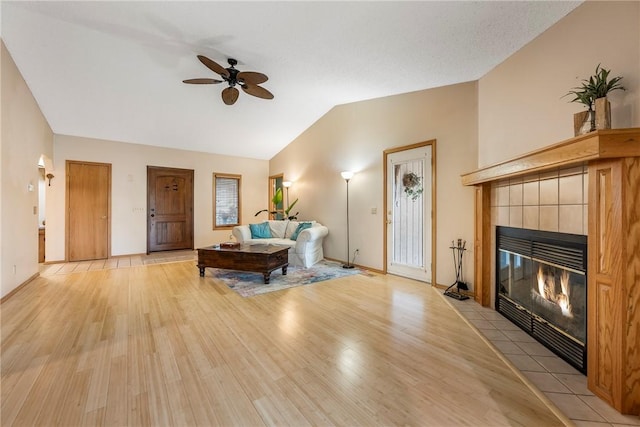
[531,260,586,344]
[496,226,587,373]
[498,250,533,312]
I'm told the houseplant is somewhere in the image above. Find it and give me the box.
[254,187,299,220]
[586,64,625,130]
[565,64,625,134]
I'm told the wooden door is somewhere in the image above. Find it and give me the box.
[147,166,194,253]
[67,161,111,261]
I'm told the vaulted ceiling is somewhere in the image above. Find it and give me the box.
[1,1,581,159]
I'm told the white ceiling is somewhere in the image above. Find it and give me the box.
[1,1,581,160]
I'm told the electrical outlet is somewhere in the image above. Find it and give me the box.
[12,265,16,274]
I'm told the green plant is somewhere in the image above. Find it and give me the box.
[564,64,625,110]
[564,85,594,110]
[587,64,625,99]
[254,187,299,220]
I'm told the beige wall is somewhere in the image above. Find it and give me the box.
[478,1,640,167]
[270,82,478,287]
[1,41,54,298]
[50,135,269,262]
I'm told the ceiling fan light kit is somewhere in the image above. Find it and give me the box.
[183,56,274,106]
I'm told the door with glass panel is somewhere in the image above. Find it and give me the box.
[385,143,433,282]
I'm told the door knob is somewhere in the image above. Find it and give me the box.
[150,214,155,217]
[101,216,107,219]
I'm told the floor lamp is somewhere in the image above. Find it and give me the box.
[282,181,292,209]
[341,171,355,269]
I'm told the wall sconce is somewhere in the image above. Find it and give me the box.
[46,173,54,186]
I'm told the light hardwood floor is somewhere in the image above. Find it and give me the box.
[1,260,569,426]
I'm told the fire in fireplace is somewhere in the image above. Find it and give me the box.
[496,226,587,373]
[536,266,572,317]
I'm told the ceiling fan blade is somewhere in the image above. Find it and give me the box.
[197,55,230,78]
[222,87,239,105]
[237,71,268,85]
[241,84,274,100]
[182,78,223,84]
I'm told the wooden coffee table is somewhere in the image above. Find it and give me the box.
[197,244,289,284]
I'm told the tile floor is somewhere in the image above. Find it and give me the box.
[446,296,640,427]
[40,250,197,275]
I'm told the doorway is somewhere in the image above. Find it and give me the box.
[66,160,111,261]
[269,174,283,219]
[384,141,436,283]
[147,166,194,253]
[38,166,45,263]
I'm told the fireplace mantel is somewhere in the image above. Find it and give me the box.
[461,128,640,415]
[462,128,640,185]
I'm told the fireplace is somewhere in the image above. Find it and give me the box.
[496,226,587,373]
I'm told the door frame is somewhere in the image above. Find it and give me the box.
[65,160,112,261]
[382,140,437,284]
[268,173,284,219]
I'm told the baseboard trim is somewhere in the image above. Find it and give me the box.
[1,272,39,304]
[323,257,383,275]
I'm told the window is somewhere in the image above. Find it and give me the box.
[213,173,241,229]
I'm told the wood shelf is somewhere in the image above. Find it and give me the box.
[461,128,640,186]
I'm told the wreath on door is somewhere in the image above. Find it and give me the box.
[402,172,423,201]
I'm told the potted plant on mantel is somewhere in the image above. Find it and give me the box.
[565,64,625,136]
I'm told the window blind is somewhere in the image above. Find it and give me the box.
[215,176,239,226]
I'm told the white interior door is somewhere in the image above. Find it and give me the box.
[386,145,432,282]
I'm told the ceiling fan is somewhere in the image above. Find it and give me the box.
[183,55,274,106]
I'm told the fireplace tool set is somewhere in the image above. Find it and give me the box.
[444,239,469,300]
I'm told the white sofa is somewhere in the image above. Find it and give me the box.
[232,220,329,268]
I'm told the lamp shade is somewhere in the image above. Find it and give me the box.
[341,171,354,181]
[282,181,292,188]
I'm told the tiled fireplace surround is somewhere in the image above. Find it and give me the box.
[483,165,590,314]
[462,129,640,417]
[491,166,588,235]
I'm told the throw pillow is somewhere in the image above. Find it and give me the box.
[268,220,288,238]
[249,222,272,239]
[290,222,312,241]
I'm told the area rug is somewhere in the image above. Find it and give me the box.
[207,260,361,297]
